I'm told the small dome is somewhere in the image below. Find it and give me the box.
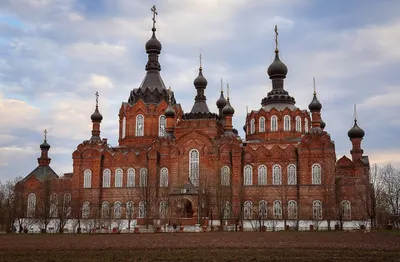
[194,68,207,87]
[308,94,322,111]
[91,106,103,122]
[348,120,365,139]
[243,124,247,132]
[164,104,175,118]
[222,99,235,115]
[216,91,227,109]
[145,28,162,53]
[40,140,50,150]
[320,118,326,129]
[267,51,288,79]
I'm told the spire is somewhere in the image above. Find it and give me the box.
[38,129,51,166]
[91,91,103,122]
[128,5,170,105]
[164,87,175,118]
[216,78,227,111]
[190,54,210,114]
[90,91,102,142]
[308,77,322,111]
[348,104,365,139]
[262,25,295,107]
[222,83,235,116]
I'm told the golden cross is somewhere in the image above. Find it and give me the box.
[227,83,230,99]
[274,25,279,52]
[95,91,99,106]
[151,5,158,29]
[220,78,223,92]
[44,129,47,141]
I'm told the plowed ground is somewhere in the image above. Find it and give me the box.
[0,231,399,261]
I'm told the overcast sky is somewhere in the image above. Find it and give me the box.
[1,0,399,181]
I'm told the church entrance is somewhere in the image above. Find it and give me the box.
[180,198,194,218]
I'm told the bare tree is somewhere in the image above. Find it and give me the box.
[380,164,400,229]
[36,175,54,233]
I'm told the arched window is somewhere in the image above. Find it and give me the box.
[159,115,166,137]
[287,164,297,185]
[159,201,168,218]
[138,201,146,218]
[63,193,72,216]
[103,169,111,188]
[126,201,134,219]
[259,200,267,219]
[288,200,297,219]
[139,168,147,187]
[305,118,309,133]
[114,201,122,219]
[83,169,92,188]
[313,200,322,220]
[250,118,255,134]
[50,193,58,218]
[115,168,123,188]
[273,200,282,219]
[273,165,282,185]
[160,167,169,187]
[312,164,322,184]
[258,165,267,185]
[221,166,230,186]
[259,117,265,132]
[223,201,231,219]
[122,116,126,139]
[295,116,302,132]
[127,168,135,187]
[244,201,252,219]
[342,200,351,220]
[189,149,200,186]
[284,115,291,131]
[244,165,253,186]
[136,114,144,136]
[101,201,110,218]
[27,193,36,217]
[82,201,90,218]
[271,115,278,131]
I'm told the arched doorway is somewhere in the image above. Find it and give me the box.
[178,198,194,218]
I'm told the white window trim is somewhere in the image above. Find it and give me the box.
[272,165,282,185]
[284,115,291,131]
[115,168,123,187]
[122,116,126,139]
[83,169,92,188]
[295,116,302,132]
[103,169,111,188]
[312,163,322,185]
[136,114,144,137]
[160,167,169,187]
[159,115,166,137]
[244,165,253,186]
[127,168,135,187]
[258,165,267,185]
[271,115,278,132]
[259,117,265,132]
[287,164,297,185]
[189,149,200,186]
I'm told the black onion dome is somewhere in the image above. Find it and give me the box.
[216,91,227,109]
[145,28,162,53]
[40,140,50,150]
[243,124,247,132]
[320,118,326,129]
[308,94,322,111]
[194,68,208,87]
[267,51,288,79]
[348,120,365,139]
[222,99,235,115]
[91,106,103,122]
[164,104,175,117]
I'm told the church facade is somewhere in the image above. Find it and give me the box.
[17,8,372,232]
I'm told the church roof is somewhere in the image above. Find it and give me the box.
[22,165,58,183]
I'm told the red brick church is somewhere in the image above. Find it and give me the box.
[17,7,372,232]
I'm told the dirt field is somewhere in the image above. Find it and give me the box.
[0,231,399,261]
